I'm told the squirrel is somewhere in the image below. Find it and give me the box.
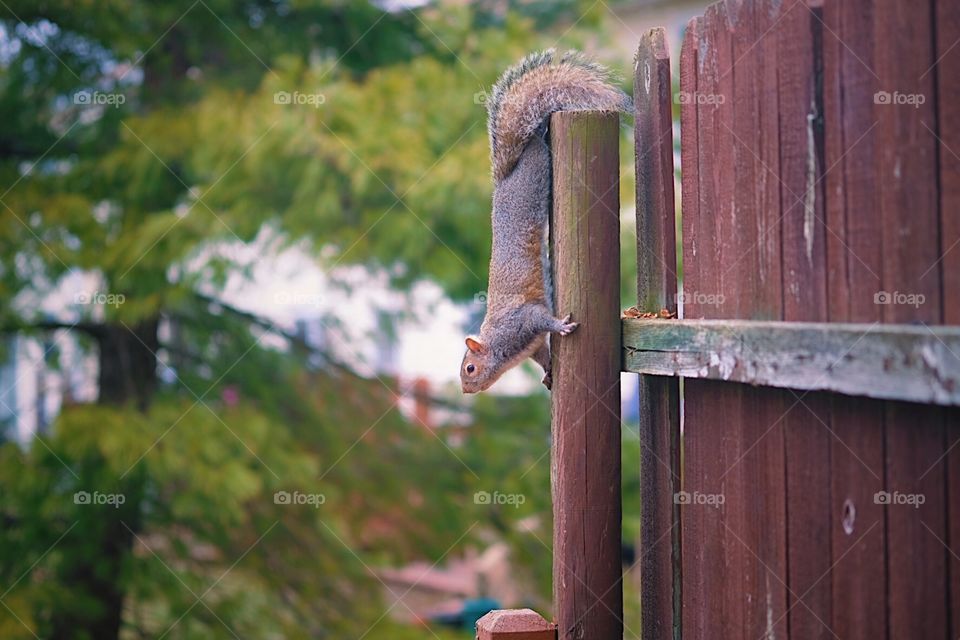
[460,50,630,394]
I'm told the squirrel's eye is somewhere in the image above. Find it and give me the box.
[466,364,476,374]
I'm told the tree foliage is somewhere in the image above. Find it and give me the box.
[0,0,633,637]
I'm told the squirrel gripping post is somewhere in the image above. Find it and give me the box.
[459,50,631,393]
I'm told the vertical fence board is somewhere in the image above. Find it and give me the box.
[677,18,709,640]
[706,9,749,638]
[756,0,785,321]
[755,4,792,632]
[777,2,834,638]
[937,1,960,632]
[680,18,701,325]
[681,7,725,637]
[726,2,792,639]
[550,110,622,640]
[635,27,682,640]
[939,0,960,328]
[728,6,759,637]
[682,5,750,640]
[950,411,960,640]
[635,28,679,315]
[821,1,888,638]
[874,0,948,637]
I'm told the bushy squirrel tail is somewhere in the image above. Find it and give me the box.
[486,49,631,181]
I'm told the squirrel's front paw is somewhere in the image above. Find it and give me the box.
[558,313,579,336]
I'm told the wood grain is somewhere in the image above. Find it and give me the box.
[821,0,888,636]
[549,110,622,640]
[635,26,682,640]
[622,318,960,406]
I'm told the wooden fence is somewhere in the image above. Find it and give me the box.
[478,0,959,638]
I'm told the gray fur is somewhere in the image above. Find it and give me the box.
[460,50,628,394]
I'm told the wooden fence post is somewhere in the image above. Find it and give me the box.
[549,110,622,640]
[634,28,682,640]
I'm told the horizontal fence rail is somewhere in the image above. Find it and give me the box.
[622,318,960,406]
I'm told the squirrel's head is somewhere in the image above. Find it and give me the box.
[460,335,501,394]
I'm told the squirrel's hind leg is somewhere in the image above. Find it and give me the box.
[532,340,552,390]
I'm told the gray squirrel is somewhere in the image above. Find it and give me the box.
[460,50,630,394]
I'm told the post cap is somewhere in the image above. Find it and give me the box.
[476,608,557,639]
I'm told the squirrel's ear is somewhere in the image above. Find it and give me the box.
[465,336,485,354]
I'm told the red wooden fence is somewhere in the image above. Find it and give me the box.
[631,0,960,638]
[479,1,959,638]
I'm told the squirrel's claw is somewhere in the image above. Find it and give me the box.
[559,324,578,336]
[558,314,579,336]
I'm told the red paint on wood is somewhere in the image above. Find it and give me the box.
[550,110,622,640]
[821,1,888,638]
[933,1,960,631]
[874,0,948,637]
[635,27,682,640]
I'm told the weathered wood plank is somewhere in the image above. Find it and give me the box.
[935,0,960,634]
[752,0,794,638]
[635,27,678,315]
[549,110,621,640]
[773,4,833,634]
[822,0,888,636]
[939,0,960,328]
[724,3,791,639]
[622,318,960,406]
[681,6,735,640]
[677,17,709,640]
[874,0,948,635]
[679,16,701,324]
[634,27,682,640]
[828,394,886,640]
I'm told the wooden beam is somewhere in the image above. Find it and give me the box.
[550,110,622,640]
[622,318,960,406]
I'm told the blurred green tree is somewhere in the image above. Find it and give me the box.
[0,0,629,637]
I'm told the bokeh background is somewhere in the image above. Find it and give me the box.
[0,1,706,638]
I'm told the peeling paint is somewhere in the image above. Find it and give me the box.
[804,104,817,263]
[709,350,737,380]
